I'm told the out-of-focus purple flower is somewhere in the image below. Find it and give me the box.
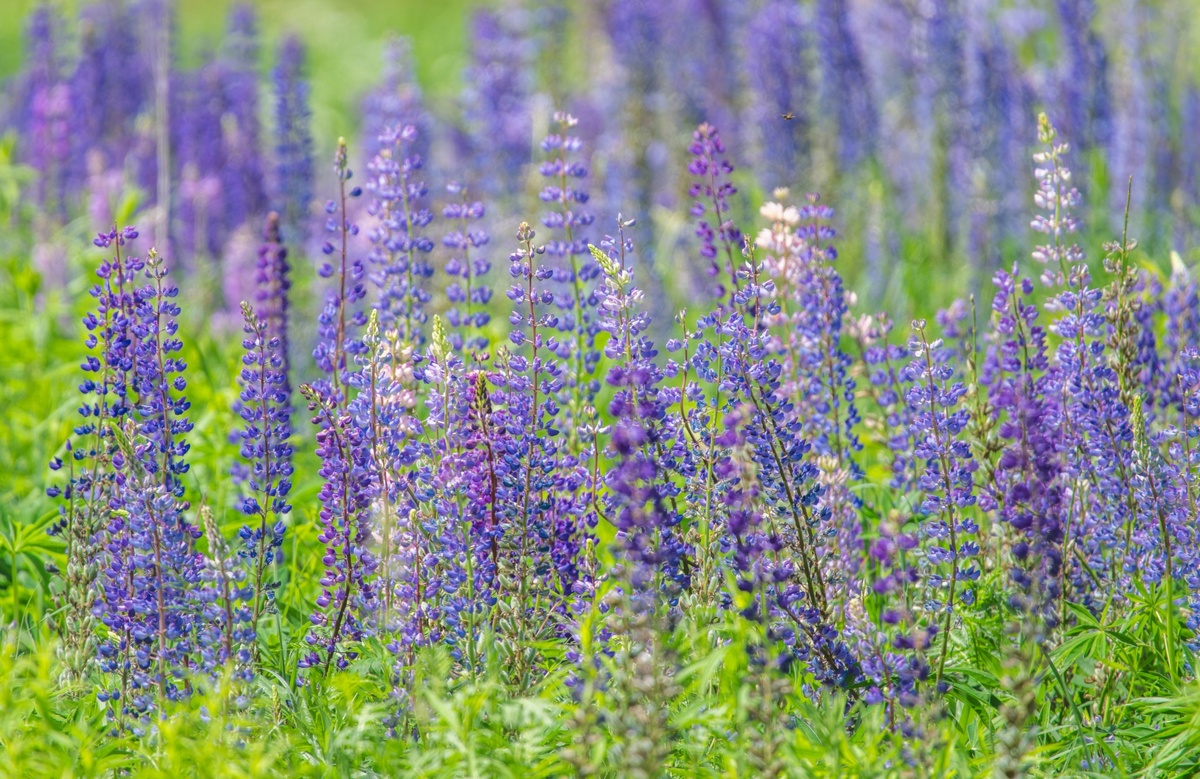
[1054,0,1112,151]
[462,9,532,200]
[70,2,149,187]
[659,0,746,143]
[218,5,267,236]
[19,5,72,212]
[539,111,599,416]
[814,0,877,168]
[272,36,314,239]
[442,183,492,353]
[361,38,430,163]
[744,2,809,189]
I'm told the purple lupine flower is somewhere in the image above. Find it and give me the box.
[539,112,600,428]
[1174,352,1200,649]
[462,9,532,200]
[1128,400,1195,599]
[1031,117,1139,606]
[344,311,420,661]
[492,223,576,663]
[594,221,687,592]
[47,226,147,681]
[759,194,862,469]
[128,247,193,495]
[199,505,253,679]
[1050,261,1139,604]
[88,231,207,719]
[905,318,978,689]
[757,194,864,614]
[744,2,810,189]
[272,36,314,238]
[680,267,859,687]
[1030,114,1085,285]
[814,0,877,168]
[298,384,378,677]
[852,312,918,492]
[858,506,930,709]
[366,125,435,344]
[687,123,742,301]
[980,265,1063,622]
[98,477,205,717]
[360,37,431,163]
[313,139,368,409]
[442,183,493,353]
[233,298,293,643]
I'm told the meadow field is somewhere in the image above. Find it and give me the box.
[2,1,1200,777]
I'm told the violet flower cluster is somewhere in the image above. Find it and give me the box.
[31,7,1200,739]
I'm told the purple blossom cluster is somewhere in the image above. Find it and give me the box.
[32,2,1200,740]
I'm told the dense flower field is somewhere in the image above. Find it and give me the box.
[3,1,1200,777]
